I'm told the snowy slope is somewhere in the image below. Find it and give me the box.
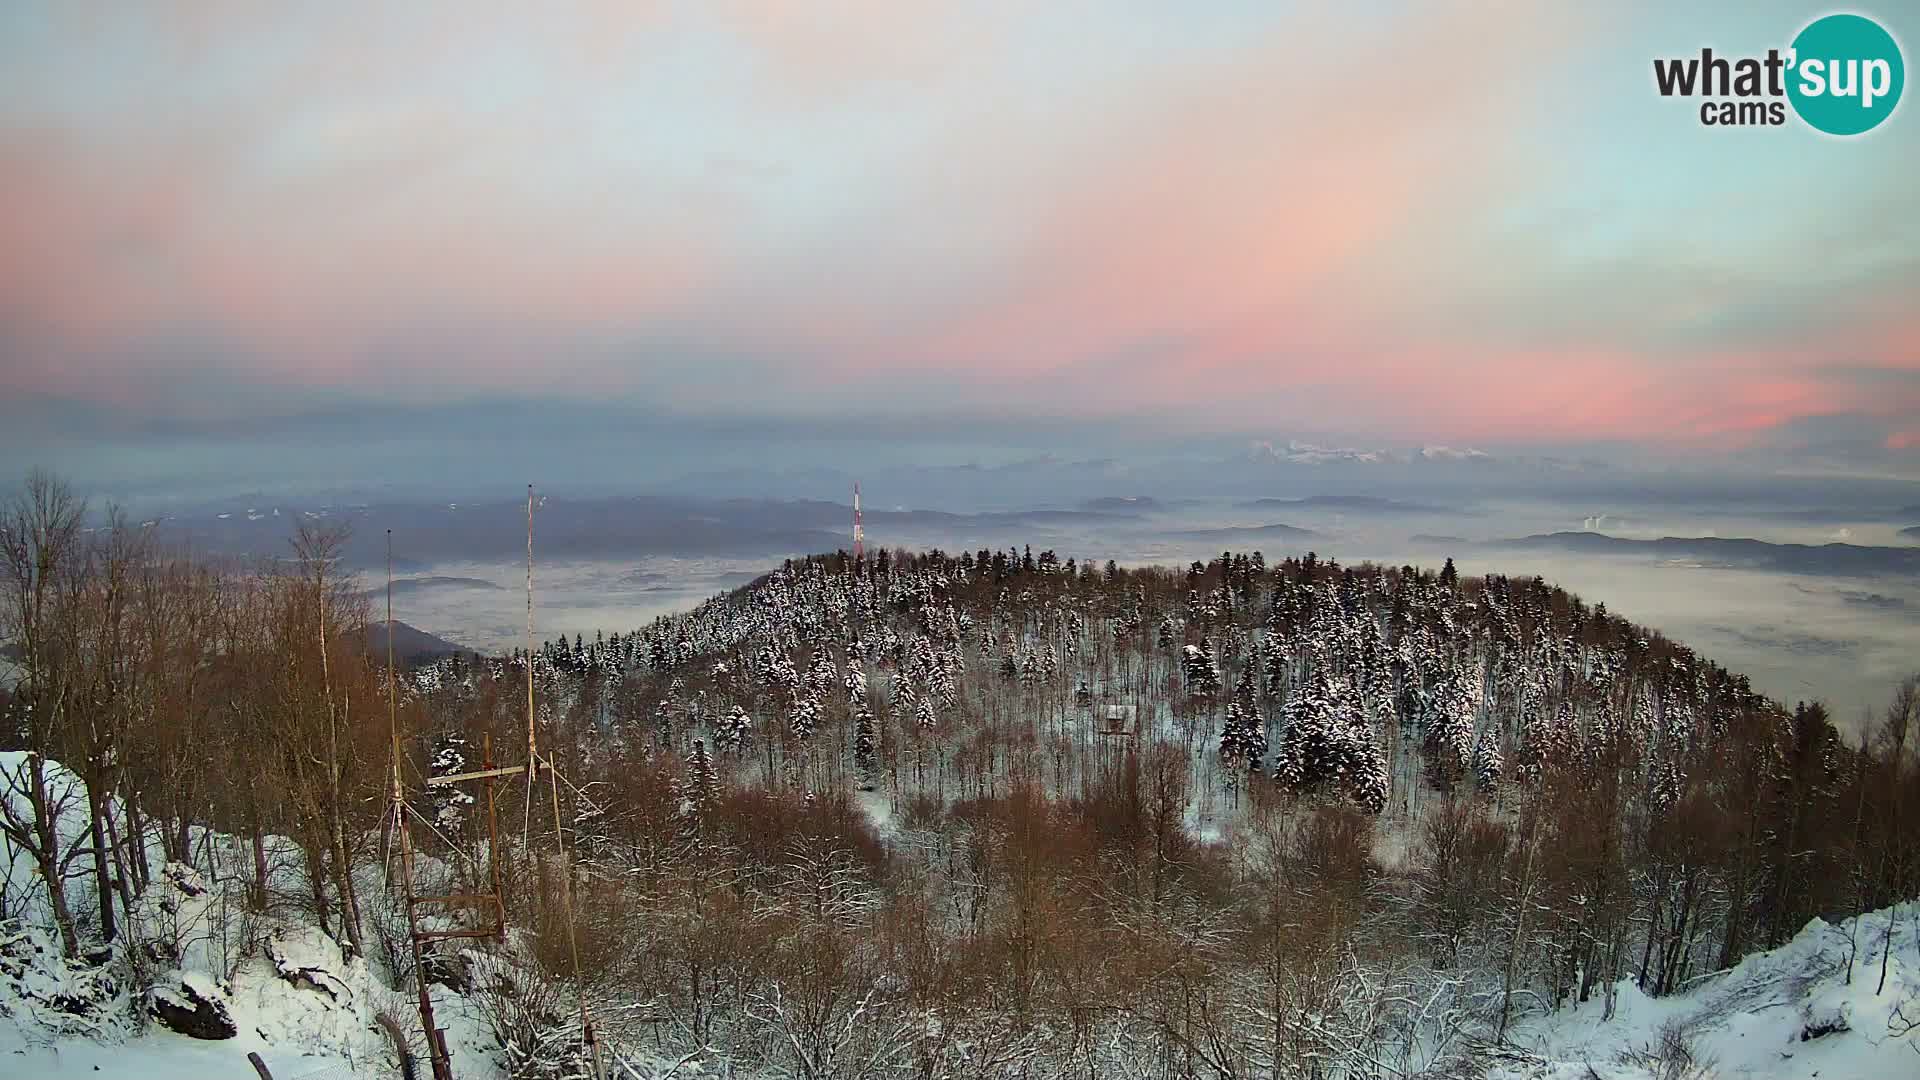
[5,741,1916,1079]
[0,750,497,1079]
[1502,903,1920,1080]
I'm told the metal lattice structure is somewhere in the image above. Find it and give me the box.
[852,481,865,562]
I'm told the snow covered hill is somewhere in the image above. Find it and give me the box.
[1500,903,1919,1080]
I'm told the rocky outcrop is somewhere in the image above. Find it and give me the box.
[147,974,236,1040]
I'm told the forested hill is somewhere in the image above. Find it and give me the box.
[6,508,1914,1076]
[409,543,1910,1008]
[467,546,1784,820]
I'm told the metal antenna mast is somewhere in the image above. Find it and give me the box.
[384,491,598,1079]
[519,485,601,1079]
[388,530,518,1080]
[852,481,864,563]
[526,484,538,771]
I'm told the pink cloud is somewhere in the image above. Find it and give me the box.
[3,4,1916,457]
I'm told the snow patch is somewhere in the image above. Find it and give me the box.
[1501,902,1920,1080]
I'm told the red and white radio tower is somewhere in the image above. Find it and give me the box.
[852,482,865,562]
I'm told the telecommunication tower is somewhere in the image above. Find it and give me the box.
[852,481,865,562]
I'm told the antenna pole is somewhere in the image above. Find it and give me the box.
[521,485,539,897]
[526,484,538,767]
[519,486,598,1077]
[391,530,455,1080]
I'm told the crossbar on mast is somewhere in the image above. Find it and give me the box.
[425,763,537,787]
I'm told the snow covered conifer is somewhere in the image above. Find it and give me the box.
[853,702,877,790]
[789,692,819,741]
[1182,641,1222,698]
[934,651,962,710]
[1234,663,1257,711]
[1273,684,1322,791]
[716,703,751,756]
[1220,701,1267,775]
[687,738,719,809]
[1469,728,1503,792]
[1346,715,1390,814]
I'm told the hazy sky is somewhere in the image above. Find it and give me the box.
[3,2,1918,492]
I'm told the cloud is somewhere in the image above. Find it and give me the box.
[2,4,1916,456]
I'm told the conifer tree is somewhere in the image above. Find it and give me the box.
[716,703,751,756]
[687,738,718,808]
[1182,641,1222,698]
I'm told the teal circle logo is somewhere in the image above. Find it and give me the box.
[1787,14,1904,135]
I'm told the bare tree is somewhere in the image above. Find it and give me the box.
[1874,676,1917,995]
[0,469,90,956]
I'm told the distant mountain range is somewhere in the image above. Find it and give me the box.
[1168,522,1319,543]
[137,494,1215,570]
[1238,494,1460,515]
[7,621,470,667]
[1080,496,1167,514]
[95,483,1920,579]
[1489,532,1920,577]
[359,575,503,599]
[1693,505,1920,525]
[139,496,854,569]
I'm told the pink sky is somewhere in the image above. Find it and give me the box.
[2,3,1916,459]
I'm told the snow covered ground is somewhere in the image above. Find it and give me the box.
[5,745,1917,1079]
[7,899,1914,1078]
[2,916,495,1079]
[1500,902,1920,1080]
[0,750,493,1079]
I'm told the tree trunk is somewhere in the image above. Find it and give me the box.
[32,843,82,958]
[86,781,118,941]
[1499,804,1542,1042]
[171,806,192,867]
[122,795,151,893]
[101,798,138,934]
[250,811,270,911]
[25,757,82,958]
[330,819,364,958]
[302,827,331,938]
[1878,905,1896,995]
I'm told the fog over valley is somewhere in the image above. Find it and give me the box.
[134,463,1920,726]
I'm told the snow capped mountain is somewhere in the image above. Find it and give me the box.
[1418,444,1493,462]
[1243,439,1495,466]
[1244,439,1392,465]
